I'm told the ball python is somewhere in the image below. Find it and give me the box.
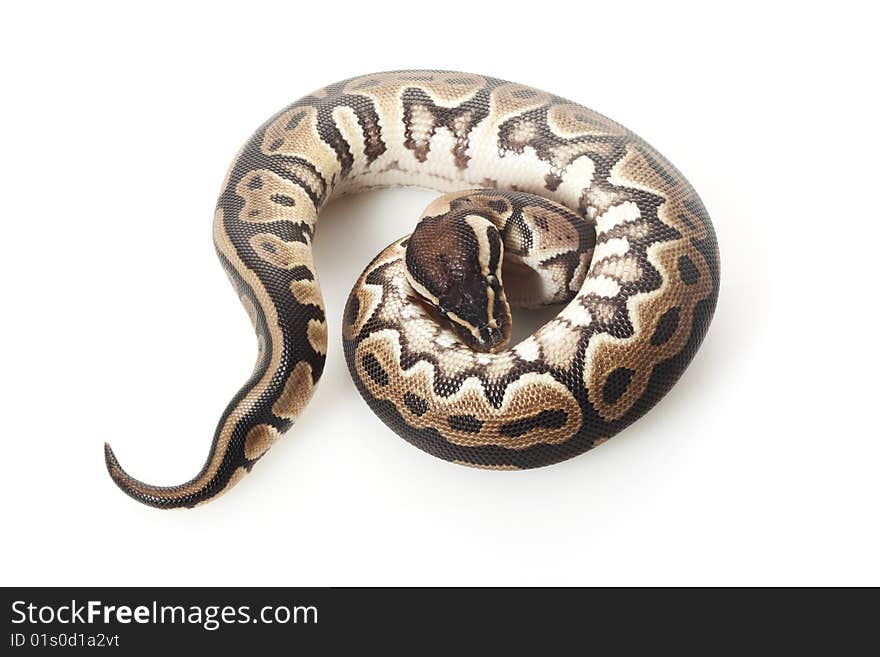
[104,70,719,509]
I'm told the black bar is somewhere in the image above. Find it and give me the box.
[1,587,874,651]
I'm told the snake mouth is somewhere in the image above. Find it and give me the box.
[474,323,508,353]
[433,309,510,353]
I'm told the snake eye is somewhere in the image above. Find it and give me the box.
[486,274,499,287]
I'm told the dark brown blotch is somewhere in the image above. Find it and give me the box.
[403,393,429,417]
[270,194,296,207]
[448,414,484,433]
[678,255,700,285]
[650,307,681,346]
[602,368,634,404]
[499,409,567,438]
[361,353,389,386]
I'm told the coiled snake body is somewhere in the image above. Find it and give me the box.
[105,70,719,509]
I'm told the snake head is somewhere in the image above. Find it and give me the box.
[405,210,512,353]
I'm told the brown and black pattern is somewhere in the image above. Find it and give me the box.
[401,86,492,169]
[105,70,719,508]
[404,189,591,352]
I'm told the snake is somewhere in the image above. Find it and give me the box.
[104,70,719,509]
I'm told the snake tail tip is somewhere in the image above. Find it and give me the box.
[103,439,220,510]
[103,442,129,486]
[103,443,168,509]
[103,442,117,468]
[103,443,144,498]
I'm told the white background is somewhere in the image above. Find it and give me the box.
[1,1,877,586]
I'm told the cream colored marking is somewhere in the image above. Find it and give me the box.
[592,254,643,284]
[402,317,440,354]
[590,300,618,325]
[552,141,615,172]
[508,120,537,145]
[596,201,641,235]
[546,103,625,138]
[559,299,592,327]
[249,233,311,270]
[484,351,516,380]
[463,214,493,277]
[461,213,502,333]
[307,318,327,354]
[446,308,482,342]
[597,237,630,260]
[622,221,650,240]
[435,332,456,348]
[582,274,621,298]
[541,322,583,370]
[452,111,474,137]
[236,169,317,225]
[489,83,552,118]
[408,104,435,155]
[290,278,324,309]
[582,184,622,222]
[555,156,597,209]
[514,337,541,361]
[244,424,280,460]
[485,284,498,330]
[272,361,314,420]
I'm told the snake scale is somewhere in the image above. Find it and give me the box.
[104,70,719,509]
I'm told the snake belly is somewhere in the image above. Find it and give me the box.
[104,70,720,509]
